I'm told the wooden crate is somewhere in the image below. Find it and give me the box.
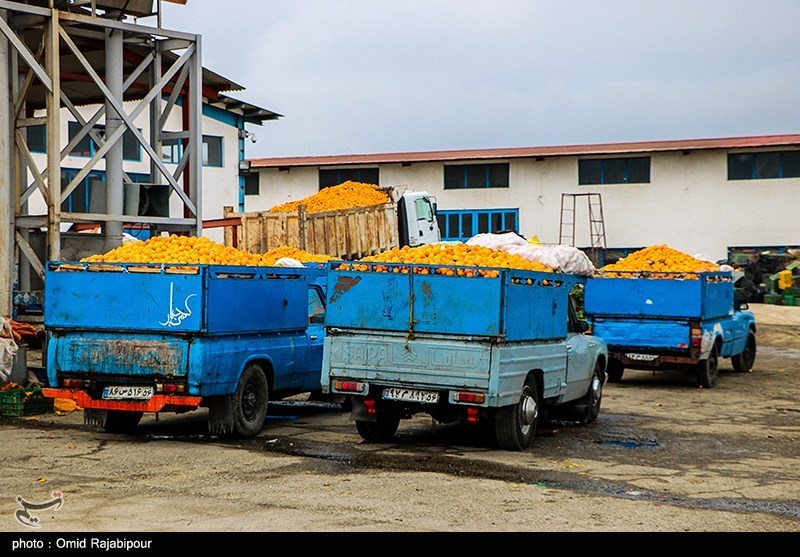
[223,203,399,260]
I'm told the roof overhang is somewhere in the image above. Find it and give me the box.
[248,134,800,169]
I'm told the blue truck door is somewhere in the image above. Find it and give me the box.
[565,296,592,399]
[304,286,326,391]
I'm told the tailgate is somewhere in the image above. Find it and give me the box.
[48,332,190,378]
[591,318,691,352]
[326,332,492,390]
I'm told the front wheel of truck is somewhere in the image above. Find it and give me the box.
[495,374,539,451]
[732,331,756,373]
[232,363,269,438]
[695,345,719,388]
[102,410,143,434]
[355,412,400,443]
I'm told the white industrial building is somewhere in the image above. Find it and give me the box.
[246,134,800,262]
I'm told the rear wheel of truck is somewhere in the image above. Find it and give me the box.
[355,412,400,443]
[102,411,143,434]
[732,331,756,373]
[606,359,624,383]
[494,374,539,451]
[232,363,269,438]
[695,345,719,388]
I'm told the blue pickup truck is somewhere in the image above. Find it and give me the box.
[42,262,328,437]
[321,263,608,450]
[585,272,756,388]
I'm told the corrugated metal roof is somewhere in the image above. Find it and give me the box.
[249,134,800,169]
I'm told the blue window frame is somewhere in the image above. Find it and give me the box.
[444,163,509,189]
[728,151,800,180]
[67,121,142,161]
[436,208,519,241]
[202,135,224,167]
[579,157,650,185]
[162,136,182,163]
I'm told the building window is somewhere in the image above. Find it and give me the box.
[27,124,47,153]
[436,209,519,241]
[579,157,650,185]
[162,137,182,163]
[444,163,509,189]
[202,135,223,167]
[728,151,800,180]
[319,168,379,189]
[244,173,260,196]
[68,121,141,161]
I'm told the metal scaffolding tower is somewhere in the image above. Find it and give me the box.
[559,192,607,266]
[0,0,203,317]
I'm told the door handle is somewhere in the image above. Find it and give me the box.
[310,335,318,340]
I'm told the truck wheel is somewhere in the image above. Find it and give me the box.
[606,359,624,383]
[102,411,143,434]
[695,345,719,388]
[579,362,604,424]
[732,331,756,373]
[355,412,400,442]
[494,375,539,451]
[232,363,269,438]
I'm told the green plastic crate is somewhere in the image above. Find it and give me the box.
[0,387,54,417]
[764,293,783,305]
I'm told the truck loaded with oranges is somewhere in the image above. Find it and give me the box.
[321,242,608,451]
[42,236,333,437]
[222,181,441,260]
[584,245,757,388]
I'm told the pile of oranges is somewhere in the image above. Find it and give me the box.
[261,246,334,265]
[600,245,720,278]
[269,181,389,214]
[335,243,553,277]
[81,235,331,267]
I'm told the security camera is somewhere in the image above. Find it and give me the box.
[250,133,257,144]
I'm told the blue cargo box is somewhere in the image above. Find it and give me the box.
[584,272,734,320]
[45,262,321,335]
[325,262,580,341]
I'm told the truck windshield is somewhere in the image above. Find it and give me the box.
[415,198,434,222]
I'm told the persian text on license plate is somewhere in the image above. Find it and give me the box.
[102,386,154,401]
[626,353,659,362]
[382,388,439,404]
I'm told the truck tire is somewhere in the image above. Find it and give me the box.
[232,363,269,438]
[732,331,756,373]
[494,374,539,451]
[579,361,604,424]
[606,359,624,383]
[355,412,400,442]
[102,410,143,434]
[695,345,719,388]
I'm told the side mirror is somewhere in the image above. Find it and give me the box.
[738,302,749,311]
[578,320,590,333]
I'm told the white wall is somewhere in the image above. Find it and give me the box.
[249,149,800,262]
[27,100,241,242]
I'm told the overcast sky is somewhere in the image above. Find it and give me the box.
[162,0,800,159]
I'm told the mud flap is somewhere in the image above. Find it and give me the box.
[350,397,376,422]
[84,409,107,429]
[207,396,234,435]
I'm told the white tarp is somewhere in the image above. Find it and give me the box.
[467,233,596,276]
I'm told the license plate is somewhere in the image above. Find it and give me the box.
[382,388,439,404]
[626,353,659,362]
[102,386,154,401]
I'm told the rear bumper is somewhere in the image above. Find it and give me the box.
[611,351,700,368]
[42,388,202,413]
